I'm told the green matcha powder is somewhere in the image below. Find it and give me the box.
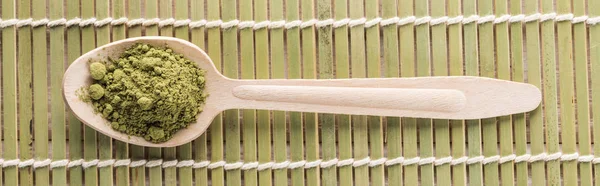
[83,44,208,143]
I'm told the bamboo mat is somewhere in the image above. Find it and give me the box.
[0,0,598,185]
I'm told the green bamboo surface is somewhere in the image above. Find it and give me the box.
[1,0,600,185]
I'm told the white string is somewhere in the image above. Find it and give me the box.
[483,155,500,165]
[397,16,416,26]
[79,18,97,27]
[365,17,382,28]
[208,161,226,169]
[31,18,49,27]
[499,154,516,164]
[352,157,370,167]
[111,17,130,25]
[145,160,163,168]
[96,159,115,168]
[369,158,387,167]
[174,19,191,27]
[403,157,420,166]
[477,15,496,24]
[221,20,240,29]
[33,159,51,169]
[257,162,274,171]
[494,14,511,24]
[540,13,557,22]
[273,161,291,170]
[82,159,99,169]
[285,20,302,29]
[447,15,463,25]
[114,159,131,167]
[451,157,469,165]
[573,16,589,24]
[419,157,436,165]
[192,161,210,169]
[333,18,350,28]
[177,160,194,168]
[462,15,480,24]
[50,159,69,169]
[239,21,256,29]
[224,162,244,170]
[434,156,453,166]
[289,161,306,169]
[430,16,449,26]
[320,158,338,168]
[55,16,600,28]
[162,160,178,168]
[385,157,404,166]
[2,153,600,170]
[268,20,286,29]
[509,14,525,23]
[414,16,432,25]
[380,17,399,27]
[19,159,35,168]
[67,159,83,168]
[241,162,259,170]
[304,160,321,168]
[337,158,354,167]
[130,160,147,167]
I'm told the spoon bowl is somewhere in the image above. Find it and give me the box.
[64,36,542,147]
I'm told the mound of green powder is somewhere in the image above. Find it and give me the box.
[82,43,208,143]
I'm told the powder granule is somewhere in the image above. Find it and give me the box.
[82,43,208,143]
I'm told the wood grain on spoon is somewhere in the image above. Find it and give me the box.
[63,36,542,147]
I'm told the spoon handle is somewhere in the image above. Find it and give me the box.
[226,76,541,120]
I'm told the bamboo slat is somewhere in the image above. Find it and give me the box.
[158,1,177,185]
[127,1,145,185]
[66,0,83,184]
[464,0,483,185]
[495,0,514,185]
[431,0,451,185]
[112,1,128,185]
[399,0,418,184]
[575,0,593,185]
[317,1,336,186]
[82,0,98,184]
[334,0,351,184]
[17,0,33,184]
[96,0,113,185]
[222,0,241,185]
[255,0,271,185]
[191,1,208,185]
[174,1,194,186]
[144,1,161,185]
[206,0,224,185]
[32,0,49,183]
[301,0,320,185]
[240,0,257,185]
[591,0,600,184]
[557,0,577,185]
[349,0,367,184]
[541,0,560,184]
[2,0,16,185]
[510,1,528,186]
[50,0,67,184]
[448,0,466,185]
[525,0,546,184]
[270,0,287,185]
[415,0,434,185]
[286,0,304,185]
[478,0,499,185]
[385,0,403,184]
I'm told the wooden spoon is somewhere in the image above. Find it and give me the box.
[63,36,541,147]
